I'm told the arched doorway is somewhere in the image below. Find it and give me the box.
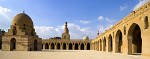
[80,43,84,50]
[45,43,49,49]
[115,30,122,53]
[128,23,142,55]
[42,44,43,49]
[57,43,60,50]
[108,35,113,52]
[69,43,72,50]
[103,37,106,51]
[100,39,102,51]
[87,43,90,50]
[63,43,66,50]
[75,43,78,50]
[10,38,16,51]
[34,40,38,51]
[51,43,54,49]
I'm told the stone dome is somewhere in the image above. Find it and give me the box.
[83,36,89,40]
[12,13,33,27]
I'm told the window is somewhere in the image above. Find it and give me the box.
[64,36,66,39]
[124,26,126,35]
[144,16,149,29]
[13,26,16,35]
[23,27,25,30]
[23,24,26,26]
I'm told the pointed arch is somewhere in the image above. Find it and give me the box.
[45,43,49,49]
[87,43,90,50]
[63,43,66,50]
[115,30,123,53]
[80,43,84,50]
[128,23,142,55]
[57,43,60,50]
[75,43,78,50]
[34,39,38,51]
[51,43,54,49]
[108,35,113,52]
[69,43,72,50]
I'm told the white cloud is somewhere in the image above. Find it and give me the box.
[133,0,149,11]
[79,20,91,24]
[120,4,127,11]
[0,6,13,32]
[98,24,113,34]
[98,16,104,21]
[97,16,116,23]
[34,23,96,39]
[34,26,62,39]
[0,6,12,20]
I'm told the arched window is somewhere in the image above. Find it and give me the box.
[64,36,66,39]
[144,16,149,29]
[124,26,126,35]
[13,26,17,35]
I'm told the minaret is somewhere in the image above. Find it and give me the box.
[64,22,69,34]
[97,31,99,36]
[62,22,70,40]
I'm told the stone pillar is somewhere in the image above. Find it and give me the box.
[84,43,87,50]
[112,36,115,53]
[66,43,69,50]
[102,40,104,51]
[78,43,80,50]
[128,39,132,55]
[54,43,56,50]
[43,44,45,50]
[49,43,51,50]
[97,42,98,51]
[60,43,63,50]
[106,38,109,52]
[97,41,100,51]
[94,42,95,50]
[73,44,75,50]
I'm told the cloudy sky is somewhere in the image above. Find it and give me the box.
[0,0,149,39]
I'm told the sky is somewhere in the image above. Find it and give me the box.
[0,0,149,39]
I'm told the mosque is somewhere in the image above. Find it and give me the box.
[0,0,150,57]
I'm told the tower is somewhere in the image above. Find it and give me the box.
[97,31,99,36]
[62,22,70,40]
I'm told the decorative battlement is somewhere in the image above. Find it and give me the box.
[98,1,150,37]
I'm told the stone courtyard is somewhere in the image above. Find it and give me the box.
[0,50,149,59]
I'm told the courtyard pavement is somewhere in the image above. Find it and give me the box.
[0,50,150,59]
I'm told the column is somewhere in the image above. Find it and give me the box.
[66,43,69,50]
[43,44,45,50]
[49,43,51,50]
[60,43,63,50]
[84,43,87,50]
[54,43,56,50]
[78,43,80,50]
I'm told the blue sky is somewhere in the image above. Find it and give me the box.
[0,0,149,39]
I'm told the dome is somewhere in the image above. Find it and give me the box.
[12,13,33,26]
[83,36,89,40]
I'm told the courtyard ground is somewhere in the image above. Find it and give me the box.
[0,50,149,59]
